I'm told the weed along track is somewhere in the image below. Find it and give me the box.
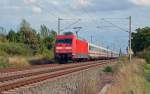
[0,60,111,93]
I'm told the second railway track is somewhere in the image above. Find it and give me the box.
[0,61,102,82]
[0,60,112,93]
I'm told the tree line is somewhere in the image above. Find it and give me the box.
[132,27,150,63]
[0,19,57,58]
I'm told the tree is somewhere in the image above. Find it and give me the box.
[16,31,24,43]
[7,29,17,42]
[20,19,30,30]
[19,19,31,43]
[0,26,7,36]
[18,19,39,48]
[132,27,150,54]
[0,27,7,42]
[49,30,57,46]
[40,25,50,39]
[41,30,57,50]
[39,25,57,49]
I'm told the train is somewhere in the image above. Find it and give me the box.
[54,33,119,63]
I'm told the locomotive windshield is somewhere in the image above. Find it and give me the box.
[56,39,72,44]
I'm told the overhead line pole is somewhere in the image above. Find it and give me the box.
[91,36,93,43]
[58,18,81,35]
[61,19,81,31]
[99,17,132,63]
[58,17,61,35]
[129,16,132,63]
[73,27,82,38]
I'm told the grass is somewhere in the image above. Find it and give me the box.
[144,50,150,64]
[144,64,150,74]
[107,59,150,94]
[119,56,129,62]
[0,55,54,69]
[144,64,150,93]
[0,58,10,68]
[8,57,31,68]
[145,82,150,94]
[0,42,33,68]
[103,66,113,73]
[0,56,31,68]
[0,42,54,68]
[0,42,33,56]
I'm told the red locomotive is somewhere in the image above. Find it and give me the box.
[55,33,118,62]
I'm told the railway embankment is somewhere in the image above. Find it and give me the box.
[106,59,150,94]
[2,61,116,94]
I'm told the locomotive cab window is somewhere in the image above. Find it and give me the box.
[56,39,72,44]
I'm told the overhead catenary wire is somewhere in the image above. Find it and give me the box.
[78,3,128,29]
[45,0,79,19]
[79,6,100,27]
[29,1,83,33]
[31,2,58,19]
[78,1,129,52]
[29,1,129,53]
[44,1,84,33]
[45,1,84,33]
[44,1,70,18]
[100,17,129,20]
[101,18,128,32]
[60,19,81,31]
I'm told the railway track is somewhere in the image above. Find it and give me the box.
[0,60,111,93]
[0,64,59,73]
[0,61,100,82]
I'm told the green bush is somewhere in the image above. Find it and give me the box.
[38,48,54,59]
[0,58,9,68]
[144,64,150,82]
[144,50,150,64]
[0,35,8,43]
[0,43,33,56]
[36,44,54,59]
[103,66,113,72]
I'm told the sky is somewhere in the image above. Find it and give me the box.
[0,0,150,52]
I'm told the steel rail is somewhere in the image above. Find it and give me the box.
[0,61,110,92]
[0,62,98,82]
[0,64,59,73]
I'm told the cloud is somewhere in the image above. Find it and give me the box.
[2,6,21,10]
[23,0,42,14]
[32,6,42,13]
[71,0,134,13]
[24,0,36,4]
[50,1,60,6]
[130,0,150,6]
[78,0,91,5]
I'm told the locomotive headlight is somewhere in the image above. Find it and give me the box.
[65,47,72,50]
[56,47,63,50]
[56,47,72,50]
